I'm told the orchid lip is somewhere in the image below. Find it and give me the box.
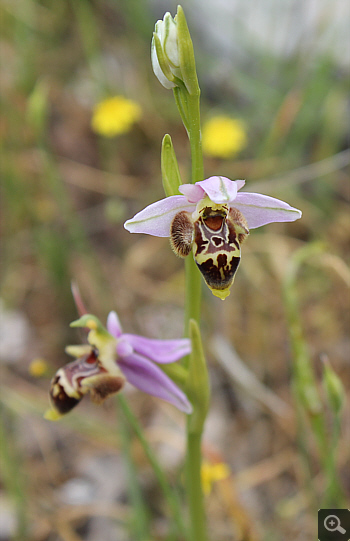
[48,308,193,417]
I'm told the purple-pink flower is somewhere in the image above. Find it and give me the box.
[124,176,302,299]
[45,311,192,420]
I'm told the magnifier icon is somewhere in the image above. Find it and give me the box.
[324,515,346,534]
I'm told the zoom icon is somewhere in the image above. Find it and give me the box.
[318,509,350,540]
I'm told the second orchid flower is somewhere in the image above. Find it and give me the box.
[45,312,192,419]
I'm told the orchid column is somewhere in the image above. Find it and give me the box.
[151,7,208,540]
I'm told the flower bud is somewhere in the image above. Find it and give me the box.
[151,7,199,94]
[151,12,180,89]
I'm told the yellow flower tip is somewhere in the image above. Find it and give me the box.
[70,314,102,331]
[210,287,231,300]
[44,408,62,421]
[212,462,231,480]
[91,96,142,137]
[202,116,247,159]
[201,461,231,495]
[86,318,98,330]
[29,358,49,377]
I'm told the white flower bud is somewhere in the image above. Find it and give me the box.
[151,12,180,89]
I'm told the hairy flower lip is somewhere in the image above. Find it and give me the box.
[47,310,193,418]
[124,176,302,237]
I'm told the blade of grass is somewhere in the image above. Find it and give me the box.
[118,395,188,541]
[119,407,151,541]
[0,404,28,541]
[282,244,346,507]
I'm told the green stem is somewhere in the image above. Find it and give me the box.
[184,256,202,337]
[184,90,203,335]
[185,431,208,541]
[187,93,204,184]
[183,89,207,541]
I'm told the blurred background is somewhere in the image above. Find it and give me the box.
[1,0,349,540]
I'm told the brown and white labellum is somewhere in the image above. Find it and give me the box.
[49,348,125,416]
[170,202,249,299]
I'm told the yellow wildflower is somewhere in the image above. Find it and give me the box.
[29,358,49,377]
[202,115,247,159]
[201,460,231,495]
[91,96,142,137]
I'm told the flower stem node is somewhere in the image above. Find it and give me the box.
[45,311,193,419]
[124,176,302,299]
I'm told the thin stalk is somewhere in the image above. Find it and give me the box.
[283,246,345,508]
[187,93,204,184]
[310,413,345,507]
[0,405,28,541]
[183,89,208,541]
[185,431,208,541]
[184,90,203,334]
[118,396,188,540]
[325,414,346,507]
[119,406,151,540]
[37,147,109,306]
[184,256,202,337]
[293,394,318,508]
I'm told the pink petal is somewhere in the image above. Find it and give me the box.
[196,177,245,204]
[179,183,205,203]
[118,353,192,413]
[106,311,123,338]
[233,192,302,229]
[116,338,133,357]
[123,334,191,363]
[124,196,195,237]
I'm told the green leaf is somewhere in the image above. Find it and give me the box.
[186,319,210,434]
[160,361,189,388]
[26,79,49,137]
[323,361,345,415]
[161,134,182,196]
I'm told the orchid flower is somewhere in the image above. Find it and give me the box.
[124,176,302,299]
[45,312,192,420]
